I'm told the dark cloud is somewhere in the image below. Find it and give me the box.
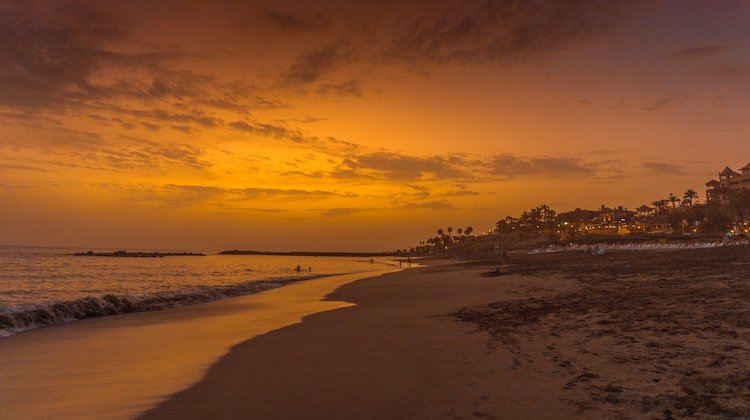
[334,152,471,181]
[161,184,357,204]
[382,0,624,66]
[316,80,364,97]
[320,207,368,217]
[284,44,355,84]
[229,120,310,142]
[440,189,481,197]
[399,200,455,210]
[331,151,602,182]
[0,2,171,112]
[257,9,328,33]
[669,44,737,60]
[489,154,593,179]
[641,94,691,112]
[641,162,685,175]
[405,184,431,200]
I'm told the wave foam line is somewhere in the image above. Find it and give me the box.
[0,273,340,338]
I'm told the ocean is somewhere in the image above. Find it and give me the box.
[0,246,395,337]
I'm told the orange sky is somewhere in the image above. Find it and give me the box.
[2,0,750,251]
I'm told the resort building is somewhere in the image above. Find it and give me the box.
[706,163,750,202]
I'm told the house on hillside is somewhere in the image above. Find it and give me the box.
[706,163,750,202]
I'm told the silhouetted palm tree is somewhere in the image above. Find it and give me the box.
[683,189,698,206]
[652,200,668,213]
[464,226,473,236]
[437,229,444,236]
[667,193,681,208]
[457,228,463,236]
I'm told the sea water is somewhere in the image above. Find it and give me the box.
[0,246,395,336]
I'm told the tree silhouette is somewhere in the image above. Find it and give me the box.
[683,189,698,207]
[464,226,473,236]
[667,193,681,208]
[437,228,444,236]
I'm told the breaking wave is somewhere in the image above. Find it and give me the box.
[0,273,338,337]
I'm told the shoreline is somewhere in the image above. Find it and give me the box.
[142,261,578,419]
[0,267,399,419]
[143,246,750,419]
[0,273,338,338]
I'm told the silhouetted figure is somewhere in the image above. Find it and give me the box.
[399,260,402,268]
[295,265,302,272]
[369,258,374,264]
[308,266,311,272]
[407,257,412,266]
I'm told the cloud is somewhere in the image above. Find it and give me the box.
[333,152,471,181]
[164,184,356,200]
[257,9,328,33]
[382,0,625,67]
[320,207,368,217]
[229,120,311,142]
[316,80,364,97]
[641,94,692,112]
[669,44,738,60]
[284,44,355,84]
[641,162,685,175]
[399,200,455,210]
[489,154,594,179]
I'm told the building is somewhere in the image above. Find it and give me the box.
[600,205,634,223]
[636,205,655,217]
[706,163,750,202]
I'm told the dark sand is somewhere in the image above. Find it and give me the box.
[144,247,750,419]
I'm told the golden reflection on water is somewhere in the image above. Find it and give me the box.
[0,269,397,419]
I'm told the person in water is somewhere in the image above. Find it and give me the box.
[295,265,301,272]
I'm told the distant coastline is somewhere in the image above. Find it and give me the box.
[219,250,390,257]
[74,250,205,258]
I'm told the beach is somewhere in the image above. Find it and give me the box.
[3,247,750,418]
[143,246,750,419]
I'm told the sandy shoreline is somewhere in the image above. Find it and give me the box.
[3,247,749,419]
[0,268,398,419]
[143,247,750,419]
[141,262,579,419]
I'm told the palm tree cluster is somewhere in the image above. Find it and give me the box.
[424,226,475,251]
[495,204,557,234]
[651,189,699,212]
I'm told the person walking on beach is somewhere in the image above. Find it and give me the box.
[399,260,402,268]
[407,257,412,266]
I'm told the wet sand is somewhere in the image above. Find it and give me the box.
[142,263,577,419]
[0,269,397,419]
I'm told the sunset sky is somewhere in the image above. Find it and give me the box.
[2,0,750,251]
